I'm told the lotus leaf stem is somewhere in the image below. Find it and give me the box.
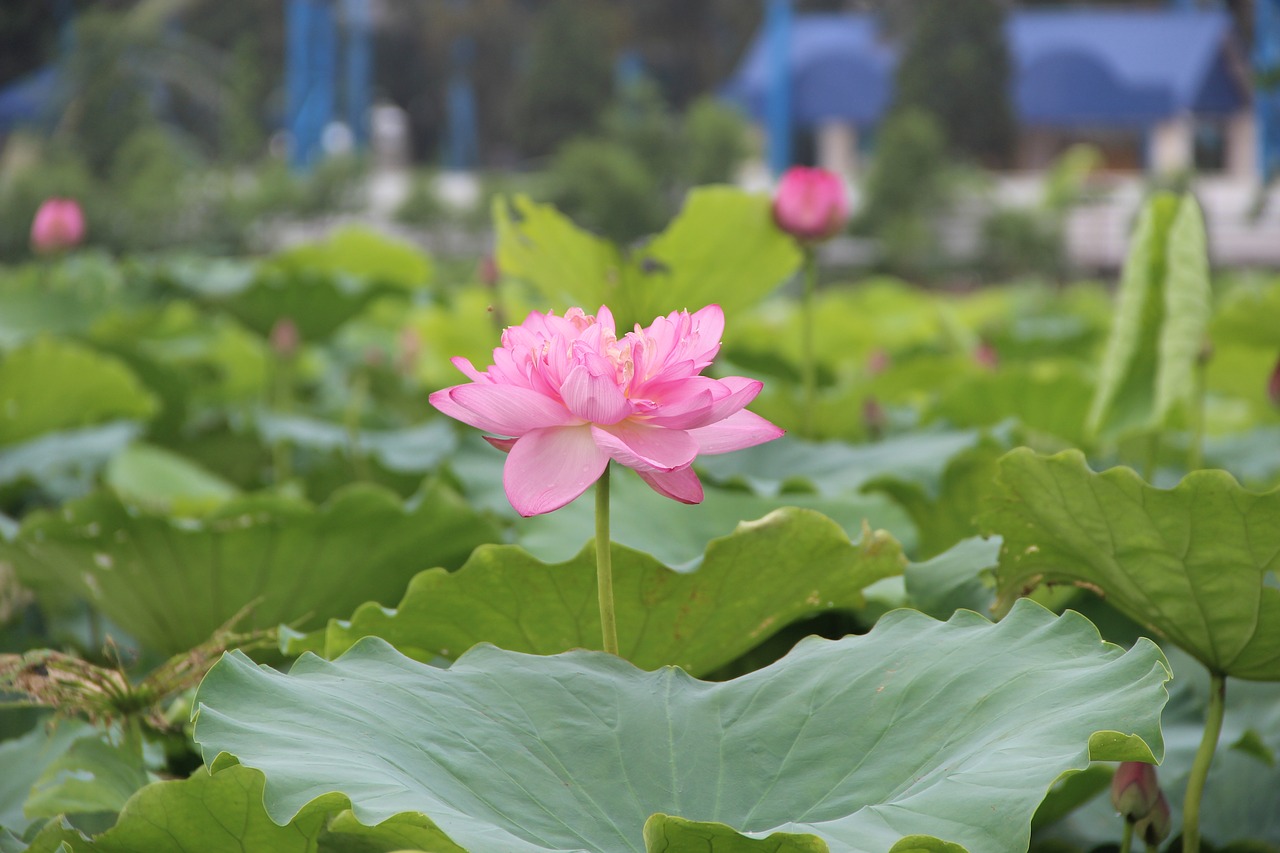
[801,247,817,437]
[1182,670,1226,853]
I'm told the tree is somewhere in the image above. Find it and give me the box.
[892,0,1015,165]
[515,0,616,158]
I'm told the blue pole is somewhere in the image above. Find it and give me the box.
[1257,0,1280,181]
[765,0,793,176]
[286,0,337,171]
[343,0,372,149]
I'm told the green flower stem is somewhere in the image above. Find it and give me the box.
[271,354,294,484]
[1118,818,1133,853]
[1188,356,1206,471]
[1182,671,1227,853]
[595,464,618,656]
[801,246,818,437]
[344,369,370,481]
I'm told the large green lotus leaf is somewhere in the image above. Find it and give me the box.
[0,339,158,446]
[862,441,1003,560]
[494,190,800,329]
[641,815,831,853]
[925,362,1094,449]
[103,443,241,515]
[271,226,433,290]
[194,599,1168,853]
[903,536,999,621]
[982,448,1280,680]
[0,422,140,501]
[255,413,457,475]
[0,720,91,836]
[493,194,622,313]
[1086,193,1211,439]
[1211,275,1280,350]
[47,763,341,853]
[695,429,989,500]
[620,186,801,325]
[24,735,151,821]
[1205,426,1280,489]
[3,481,499,654]
[318,508,904,674]
[0,254,138,348]
[510,465,916,567]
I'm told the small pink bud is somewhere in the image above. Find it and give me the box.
[973,341,999,370]
[866,348,891,376]
[478,253,500,287]
[772,167,849,244]
[269,317,300,359]
[364,346,385,367]
[1133,790,1171,846]
[30,198,86,253]
[397,327,423,376]
[1111,761,1160,823]
[1269,353,1280,408]
[862,396,886,440]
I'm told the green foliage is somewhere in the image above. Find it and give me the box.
[495,188,800,328]
[309,508,904,674]
[1,481,500,655]
[194,600,1168,853]
[858,109,951,278]
[983,449,1280,681]
[0,339,158,446]
[544,137,669,244]
[515,0,614,157]
[681,97,750,185]
[893,0,1016,164]
[1086,193,1212,439]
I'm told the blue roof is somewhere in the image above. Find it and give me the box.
[0,67,60,132]
[723,9,1245,129]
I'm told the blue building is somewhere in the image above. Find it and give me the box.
[724,8,1253,178]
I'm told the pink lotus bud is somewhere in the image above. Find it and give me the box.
[30,198,86,253]
[1133,790,1171,846]
[478,253,500,287]
[866,348,891,377]
[1269,353,1280,408]
[397,327,423,376]
[862,396,886,440]
[974,341,999,370]
[1111,761,1160,822]
[269,317,299,359]
[772,167,849,244]
[364,346,385,367]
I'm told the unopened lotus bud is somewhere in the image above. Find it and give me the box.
[30,197,86,254]
[1133,790,1171,846]
[973,341,999,370]
[866,348,891,376]
[1111,761,1160,822]
[270,317,299,359]
[397,327,423,376]
[1269,352,1280,408]
[863,396,886,440]
[772,166,849,244]
[478,253,500,287]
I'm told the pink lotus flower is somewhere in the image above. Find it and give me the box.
[772,166,849,243]
[430,304,783,516]
[30,198,86,254]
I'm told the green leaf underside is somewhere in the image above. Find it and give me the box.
[983,448,1280,680]
[494,189,799,329]
[321,508,905,674]
[1086,193,1210,438]
[195,599,1167,853]
[3,481,499,654]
